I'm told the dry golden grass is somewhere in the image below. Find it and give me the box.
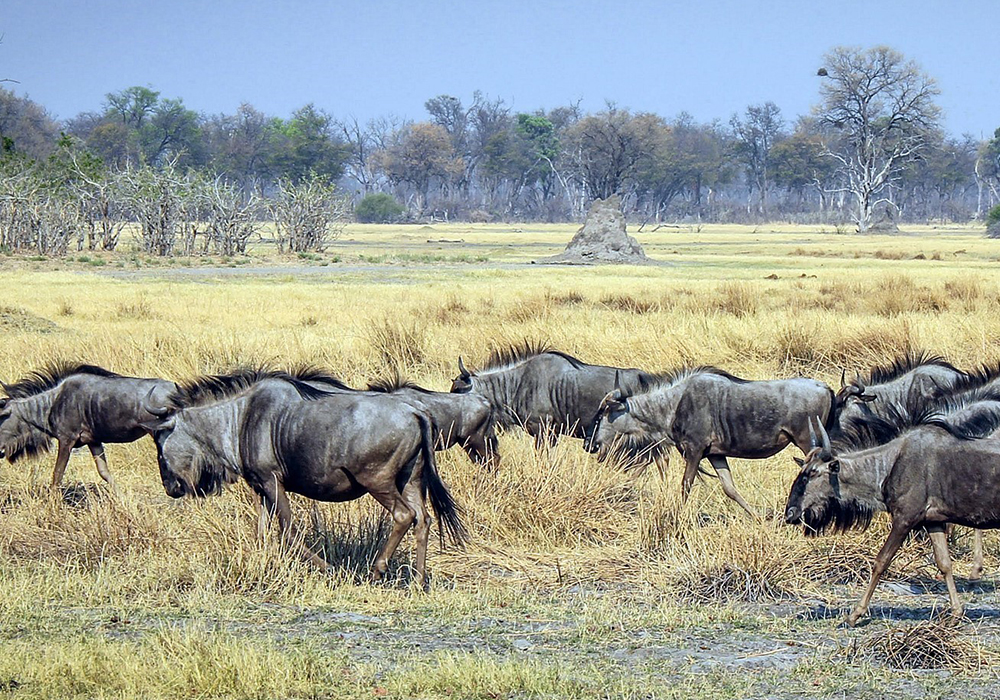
[1,223,999,697]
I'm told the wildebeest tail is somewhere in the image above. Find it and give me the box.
[418,413,468,548]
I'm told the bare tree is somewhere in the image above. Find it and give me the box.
[815,46,941,232]
[269,174,350,253]
[201,177,262,256]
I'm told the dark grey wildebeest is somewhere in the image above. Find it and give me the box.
[836,353,980,430]
[368,374,499,468]
[784,410,1000,626]
[585,367,839,516]
[142,368,466,588]
[0,363,174,487]
[449,342,655,449]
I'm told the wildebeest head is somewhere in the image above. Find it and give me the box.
[584,372,661,464]
[836,370,877,407]
[0,399,52,463]
[450,357,474,393]
[142,398,230,499]
[784,417,873,535]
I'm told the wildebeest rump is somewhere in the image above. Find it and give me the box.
[449,342,655,449]
[784,410,1000,625]
[585,367,838,516]
[368,373,499,468]
[0,363,174,487]
[144,368,466,588]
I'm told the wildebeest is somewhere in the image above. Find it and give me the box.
[0,363,174,487]
[143,368,466,588]
[585,367,839,516]
[784,411,1000,626]
[837,353,979,429]
[449,342,655,449]
[368,373,499,468]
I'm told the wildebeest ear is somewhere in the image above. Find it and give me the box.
[829,459,840,474]
[793,456,804,467]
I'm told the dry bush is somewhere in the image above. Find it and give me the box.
[873,249,906,260]
[363,316,428,374]
[114,296,157,321]
[853,617,994,671]
[504,296,551,324]
[826,318,916,369]
[0,485,167,567]
[714,281,759,317]
[866,274,945,316]
[544,290,587,306]
[665,521,797,603]
[769,319,824,373]
[599,294,660,315]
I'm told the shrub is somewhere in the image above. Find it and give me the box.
[986,204,1000,238]
[355,192,405,224]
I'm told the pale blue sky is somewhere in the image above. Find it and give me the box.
[2,0,997,137]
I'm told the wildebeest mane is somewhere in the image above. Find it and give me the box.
[478,340,585,372]
[640,365,749,394]
[2,362,121,399]
[285,365,352,391]
[169,367,334,409]
[835,394,1000,451]
[948,359,1000,394]
[367,371,431,394]
[863,351,959,387]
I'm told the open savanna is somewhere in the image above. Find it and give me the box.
[2,223,1000,699]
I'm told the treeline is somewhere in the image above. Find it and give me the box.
[2,49,1000,255]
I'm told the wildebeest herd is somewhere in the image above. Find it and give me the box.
[2,344,1000,626]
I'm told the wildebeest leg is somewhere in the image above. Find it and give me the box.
[680,447,703,505]
[400,480,431,590]
[464,435,500,470]
[88,443,117,489]
[259,477,332,573]
[707,455,758,518]
[970,529,984,581]
[50,439,74,487]
[847,519,911,626]
[256,494,270,540]
[366,488,416,584]
[927,525,964,618]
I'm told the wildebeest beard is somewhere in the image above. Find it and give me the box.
[603,433,672,469]
[799,496,875,537]
[0,421,52,463]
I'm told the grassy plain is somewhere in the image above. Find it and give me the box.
[1,222,1000,698]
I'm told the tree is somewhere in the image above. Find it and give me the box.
[272,104,349,183]
[730,102,783,218]
[0,88,60,160]
[815,46,941,232]
[355,192,405,223]
[563,105,662,203]
[269,173,350,252]
[381,122,462,214]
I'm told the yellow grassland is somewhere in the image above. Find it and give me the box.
[0,222,998,698]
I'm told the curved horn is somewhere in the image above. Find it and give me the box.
[840,368,847,389]
[458,356,470,379]
[808,416,818,449]
[817,416,832,456]
[142,387,169,418]
[614,370,622,393]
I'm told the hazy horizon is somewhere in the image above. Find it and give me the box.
[3,0,997,138]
